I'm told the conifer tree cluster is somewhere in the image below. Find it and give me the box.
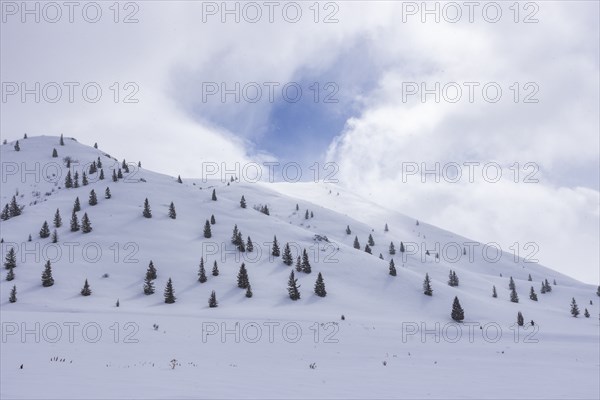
[260,205,270,215]
[540,279,552,294]
[1,196,23,220]
[448,270,459,287]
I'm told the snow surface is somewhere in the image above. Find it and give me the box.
[0,136,598,399]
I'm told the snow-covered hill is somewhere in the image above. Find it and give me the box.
[1,136,598,399]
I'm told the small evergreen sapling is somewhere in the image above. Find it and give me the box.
[240,195,246,208]
[73,171,79,188]
[295,256,302,272]
[99,169,105,180]
[51,229,58,243]
[4,248,16,269]
[529,286,538,301]
[143,274,155,295]
[272,236,280,257]
[389,242,396,255]
[210,214,216,225]
[212,261,219,276]
[368,234,375,246]
[510,287,519,303]
[301,249,311,274]
[211,189,217,201]
[492,285,497,298]
[584,308,590,318]
[245,284,253,298]
[237,263,249,289]
[353,236,360,249]
[70,210,80,232]
[346,225,351,235]
[81,279,92,296]
[246,236,254,252]
[168,202,176,219]
[82,172,88,186]
[73,197,81,212]
[105,187,111,199]
[53,209,62,228]
[147,261,157,280]
[9,196,21,217]
[364,244,372,254]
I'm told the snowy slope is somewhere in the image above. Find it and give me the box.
[0,136,598,399]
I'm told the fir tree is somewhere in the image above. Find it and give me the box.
[509,277,516,291]
[529,286,538,301]
[236,232,245,252]
[203,220,212,238]
[97,157,102,168]
[423,273,433,296]
[301,248,311,274]
[143,274,155,295]
[245,284,253,298]
[51,229,58,243]
[553,279,557,285]
[246,236,254,252]
[528,274,532,281]
[105,187,111,199]
[510,287,519,303]
[112,169,118,182]
[272,236,280,257]
[597,286,600,297]
[142,198,152,218]
[82,172,88,186]
[80,279,91,296]
[295,256,302,272]
[353,236,360,249]
[400,242,406,253]
[310,211,314,218]
[492,285,497,298]
[9,285,17,303]
[164,278,176,303]
[41,260,54,287]
[0,204,9,221]
[296,204,299,211]
[389,259,397,276]
[389,242,396,255]
[73,197,81,212]
[384,223,389,232]
[346,225,351,235]
[198,258,207,283]
[27,234,31,242]
[65,171,73,188]
[70,210,80,232]
[451,296,464,321]
[379,253,384,259]
[52,148,58,158]
[39,221,50,238]
[168,202,176,219]
[212,261,219,276]
[147,261,157,280]
[305,210,309,219]
[540,282,547,294]
[116,299,120,307]
[81,213,92,233]
[99,168,105,180]
[237,263,249,289]
[544,279,552,292]
[231,225,239,244]
[368,234,375,246]
[177,175,182,183]
[23,133,27,139]
[9,196,21,217]
[210,214,216,225]
[59,134,64,146]
[314,272,327,297]
[570,298,580,317]
[211,189,217,201]
[240,195,246,208]
[53,209,62,228]
[89,161,97,174]
[73,171,79,188]
[209,290,218,307]
[282,243,293,266]
[14,140,20,151]
[364,244,372,254]
[6,266,15,281]
[517,311,524,326]
[89,189,98,206]
[117,169,123,179]
[584,308,590,318]
[94,142,98,149]
[288,271,301,300]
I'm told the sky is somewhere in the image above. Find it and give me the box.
[1,1,598,283]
